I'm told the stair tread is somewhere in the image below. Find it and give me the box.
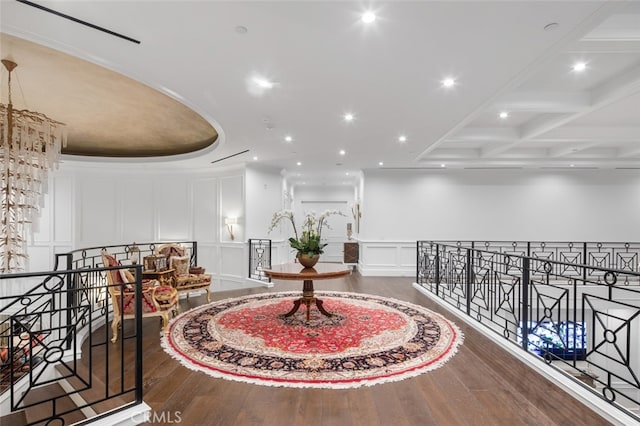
[22,382,86,425]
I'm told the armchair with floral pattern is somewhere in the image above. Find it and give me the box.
[155,243,212,306]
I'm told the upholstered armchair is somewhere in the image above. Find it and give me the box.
[101,251,178,343]
[156,243,212,305]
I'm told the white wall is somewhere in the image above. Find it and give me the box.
[245,165,285,239]
[291,185,356,263]
[27,162,258,292]
[26,166,640,278]
[358,169,640,276]
[362,169,640,242]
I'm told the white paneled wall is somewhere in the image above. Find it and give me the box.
[26,165,640,279]
[26,164,262,292]
[358,168,640,276]
[358,240,416,277]
[157,177,190,241]
[121,180,155,242]
[30,176,74,272]
[192,179,218,242]
[220,175,244,242]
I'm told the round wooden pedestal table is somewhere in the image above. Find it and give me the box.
[262,263,352,321]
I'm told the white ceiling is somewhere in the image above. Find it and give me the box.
[1,1,640,186]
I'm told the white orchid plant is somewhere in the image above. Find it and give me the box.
[268,209,345,257]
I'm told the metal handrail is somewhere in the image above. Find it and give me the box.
[0,264,144,424]
[417,240,640,422]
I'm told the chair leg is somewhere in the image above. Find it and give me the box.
[111,317,120,344]
[161,312,170,335]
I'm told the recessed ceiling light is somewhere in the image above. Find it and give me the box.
[284,135,293,142]
[398,135,407,143]
[253,156,258,161]
[570,164,575,167]
[442,78,456,88]
[440,163,446,168]
[572,62,587,72]
[253,77,274,89]
[296,161,302,166]
[362,11,376,24]
[378,161,384,166]
[339,149,346,156]
[345,172,350,176]
[344,113,354,122]
[499,111,509,119]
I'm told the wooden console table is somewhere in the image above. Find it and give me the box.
[263,263,351,321]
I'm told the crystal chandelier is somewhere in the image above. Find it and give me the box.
[0,59,66,273]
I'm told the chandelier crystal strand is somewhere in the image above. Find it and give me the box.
[0,59,66,273]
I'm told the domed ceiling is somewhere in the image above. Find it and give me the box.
[0,33,218,158]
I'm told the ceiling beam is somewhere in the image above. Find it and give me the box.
[494,91,590,113]
[446,127,518,142]
[480,61,640,158]
[414,2,621,163]
[618,146,640,158]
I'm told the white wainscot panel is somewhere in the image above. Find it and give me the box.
[196,245,217,275]
[359,241,416,277]
[399,245,417,267]
[220,245,245,278]
[121,181,154,242]
[27,246,54,273]
[157,179,189,241]
[365,245,398,266]
[192,179,218,242]
[53,175,73,242]
[220,175,244,242]
[276,244,295,264]
[33,191,51,242]
[80,179,116,243]
[322,238,343,263]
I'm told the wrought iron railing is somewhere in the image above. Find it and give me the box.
[417,240,640,422]
[54,241,199,272]
[248,239,271,283]
[427,240,640,285]
[0,265,144,425]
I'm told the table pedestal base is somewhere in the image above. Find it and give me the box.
[284,279,332,321]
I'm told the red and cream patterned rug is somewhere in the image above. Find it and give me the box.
[162,291,463,389]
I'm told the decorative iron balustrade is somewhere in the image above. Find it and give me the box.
[54,241,199,273]
[426,240,640,285]
[0,265,144,425]
[417,240,640,422]
[248,239,272,283]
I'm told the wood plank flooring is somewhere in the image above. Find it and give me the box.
[118,274,611,426]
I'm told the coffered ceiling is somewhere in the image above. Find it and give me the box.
[1,1,639,184]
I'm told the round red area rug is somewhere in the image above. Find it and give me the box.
[162,291,463,388]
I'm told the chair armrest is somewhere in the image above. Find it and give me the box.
[151,286,178,310]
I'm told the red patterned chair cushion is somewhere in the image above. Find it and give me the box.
[157,244,211,292]
[112,285,177,315]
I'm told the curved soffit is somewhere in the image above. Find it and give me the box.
[0,33,218,158]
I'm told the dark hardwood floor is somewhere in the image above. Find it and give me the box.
[123,274,611,426]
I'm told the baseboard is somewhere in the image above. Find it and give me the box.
[358,266,414,277]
